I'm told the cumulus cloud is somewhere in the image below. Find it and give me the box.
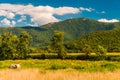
[1,18,11,25]
[54,7,80,15]
[98,19,119,23]
[6,12,15,19]
[1,18,16,26]
[0,10,15,19]
[0,3,94,26]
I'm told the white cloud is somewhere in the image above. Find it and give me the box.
[54,7,80,15]
[0,10,7,17]
[11,20,16,26]
[1,18,11,25]
[79,7,94,12]
[0,10,15,19]
[96,11,106,14]
[6,12,15,19]
[1,18,16,26]
[17,15,26,22]
[0,3,94,25]
[98,19,119,23]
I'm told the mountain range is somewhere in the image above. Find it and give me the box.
[0,18,120,49]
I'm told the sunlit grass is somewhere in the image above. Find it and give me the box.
[0,59,120,72]
[0,69,120,80]
[0,59,120,80]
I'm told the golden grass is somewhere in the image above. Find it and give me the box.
[0,69,120,80]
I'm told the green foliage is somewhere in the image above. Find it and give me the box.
[29,47,38,53]
[16,31,32,59]
[50,30,67,59]
[96,45,107,55]
[40,54,46,59]
[0,31,32,60]
[0,32,18,60]
[1,60,120,72]
[50,63,67,70]
[95,45,107,59]
[82,44,92,57]
[66,29,120,52]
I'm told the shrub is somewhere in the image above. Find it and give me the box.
[95,45,107,60]
[41,54,46,59]
[50,63,67,70]
[82,44,92,58]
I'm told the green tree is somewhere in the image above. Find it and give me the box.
[0,32,18,60]
[82,44,92,58]
[95,45,107,60]
[16,31,32,59]
[50,30,67,59]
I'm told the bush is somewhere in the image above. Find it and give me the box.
[50,62,67,70]
[41,54,46,59]
[95,45,107,60]
[82,44,92,58]
[101,63,118,71]
[106,55,120,61]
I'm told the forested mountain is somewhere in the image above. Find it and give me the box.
[0,18,120,47]
[65,29,120,52]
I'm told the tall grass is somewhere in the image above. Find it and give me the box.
[0,69,120,80]
[0,60,120,72]
[0,60,120,80]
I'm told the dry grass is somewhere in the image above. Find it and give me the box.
[0,69,120,80]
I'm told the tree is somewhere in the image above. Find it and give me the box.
[50,30,67,59]
[82,44,92,58]
[95,45,107,60]
[16,31,32,59]
[0,32,18,60]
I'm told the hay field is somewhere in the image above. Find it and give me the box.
[0,69,120,80]
[0,60,120,80]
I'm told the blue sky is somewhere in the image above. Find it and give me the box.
[0,0,119,26]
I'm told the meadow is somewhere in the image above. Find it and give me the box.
[0,53,120,80]
[1,59,120,71]
[0,69,120,80]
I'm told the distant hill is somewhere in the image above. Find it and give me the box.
[0,18,120,47]
[65,29,120,52]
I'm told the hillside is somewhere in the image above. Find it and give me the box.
[65,29,120,52]
[0,18,120,47]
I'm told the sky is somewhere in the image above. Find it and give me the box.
[0,0,119,27]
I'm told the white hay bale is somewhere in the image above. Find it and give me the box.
[9,64,20,69]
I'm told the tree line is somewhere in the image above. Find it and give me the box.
[48,30,107,60]
[0,30,107,60]
[0,31,32,60]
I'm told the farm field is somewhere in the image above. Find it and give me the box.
[0,59,120,71]
[0,59,120,80]
[0,69,120,80]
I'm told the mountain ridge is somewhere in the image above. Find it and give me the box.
[0,18,120,47]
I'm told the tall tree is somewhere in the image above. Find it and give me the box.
[16,31,32,59]
[50,30,67,59]
[0,32,18,60]
[82,44,92,58]
[95,45,107,60]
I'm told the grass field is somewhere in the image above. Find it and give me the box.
[0,59,120,80]
[0,69,120,80]
[0,59,120,71]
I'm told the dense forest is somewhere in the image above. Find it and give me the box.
[65,29,120,52]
